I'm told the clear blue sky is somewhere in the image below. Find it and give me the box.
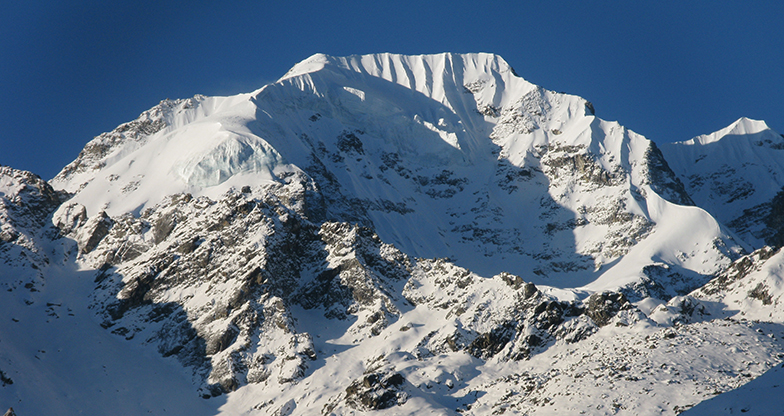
[3,1,783,179]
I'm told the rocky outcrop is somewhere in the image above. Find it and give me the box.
[764,187,784,248]
[75,211,113,254]
[585,291,631,326]
[80,175,414,396]
[344,371,407,411]
[0,166,62,237]
[640,141,694,206]
[0,166,64,293]
[696,246,779,296]
[0,370,12,387]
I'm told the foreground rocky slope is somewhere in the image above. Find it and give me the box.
[2,53,783,415]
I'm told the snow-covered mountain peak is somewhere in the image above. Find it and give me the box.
[725,116,774,136]
[47,52,744,300]
[279,52,332,80]
[678,117,778,146]
[49,52,581,220]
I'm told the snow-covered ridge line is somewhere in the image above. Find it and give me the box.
[279,52,535,111]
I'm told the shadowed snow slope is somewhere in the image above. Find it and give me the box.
[683,363,784,416]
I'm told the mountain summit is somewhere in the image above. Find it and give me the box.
[2,53,784,415]
[50,52,742,290]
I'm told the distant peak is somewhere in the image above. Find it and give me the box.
[682,117,775,146]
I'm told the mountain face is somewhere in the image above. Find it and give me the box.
[0,167,62,293]
[2,53,783,415]
[48,53,743,294]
